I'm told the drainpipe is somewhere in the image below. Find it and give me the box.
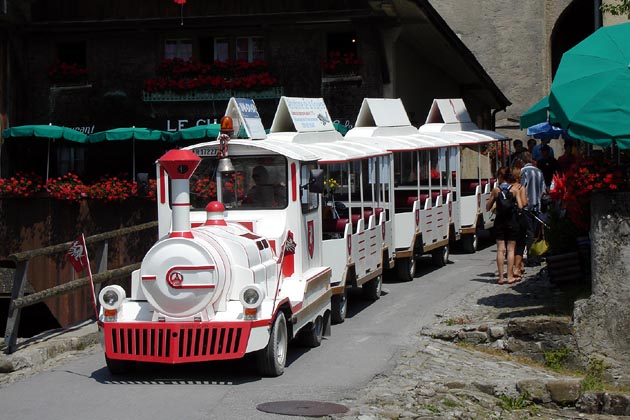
[491,108,500,131]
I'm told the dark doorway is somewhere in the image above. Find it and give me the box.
[551,0,601,78]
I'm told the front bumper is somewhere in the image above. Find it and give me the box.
[101,321,253,364]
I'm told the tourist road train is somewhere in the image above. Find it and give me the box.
[97,96,507,376]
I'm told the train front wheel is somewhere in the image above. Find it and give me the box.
[256,311,288,377]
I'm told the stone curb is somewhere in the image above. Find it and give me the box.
[0,320,100,374]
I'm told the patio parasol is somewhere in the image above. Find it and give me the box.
[548,22,630,149]
[2,124,88,180]
[87,127,172,179]
[526,121,566,140]
[519,96,549,129]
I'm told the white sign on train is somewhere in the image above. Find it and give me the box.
[285,97,334,132]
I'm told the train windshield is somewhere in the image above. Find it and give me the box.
[189,155,288,210]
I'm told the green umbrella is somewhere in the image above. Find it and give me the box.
[88,127,172,179]
[170,124,221,142]
[333,121,349,136]
[2,124,88,180]
[3,124,88,143]
[519,96,549,129]
[549,22,630,148]
[88,127,171,143]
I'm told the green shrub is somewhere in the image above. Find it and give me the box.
[544,347,571,371]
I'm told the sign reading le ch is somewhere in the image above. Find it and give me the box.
[165,118,215,132]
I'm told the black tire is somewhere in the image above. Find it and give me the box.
[256,312,288,377]
[396,256,416,282]
[331,289,348,324]
[362,274,382,300]
[461,232,478,254]
[297,316,323,348]
[431,245,449,267]
[105,356,135,375]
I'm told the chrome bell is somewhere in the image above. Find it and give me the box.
[217,157,235,173]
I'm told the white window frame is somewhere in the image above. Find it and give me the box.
[164,38,193,60]
[214,37,230,62]
[235,36,264,62]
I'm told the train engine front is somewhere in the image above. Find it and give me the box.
[98,149,283,375]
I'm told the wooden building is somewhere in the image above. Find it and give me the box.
[0,0,510,331]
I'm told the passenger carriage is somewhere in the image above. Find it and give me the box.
[265,97,393,324]
[418,98,509,252]
[344,98,456,281]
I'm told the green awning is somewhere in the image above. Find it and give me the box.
[519,96,549,129]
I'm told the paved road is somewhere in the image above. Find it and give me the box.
[0,243,498,420]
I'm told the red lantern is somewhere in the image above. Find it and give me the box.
[174,0,186,4]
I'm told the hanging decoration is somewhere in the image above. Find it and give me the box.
[173,0,186,25]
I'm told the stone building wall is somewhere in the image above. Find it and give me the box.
[573,192,630,387]
[427,0,572,139]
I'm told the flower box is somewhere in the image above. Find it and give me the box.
[142,86,283,102]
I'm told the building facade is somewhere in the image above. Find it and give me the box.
[0,0,510,179]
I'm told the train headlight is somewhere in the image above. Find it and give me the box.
[239,284,265,309]
[99,285,126,311]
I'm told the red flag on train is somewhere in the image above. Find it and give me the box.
[66,235,89,273]
[66,234,98,318]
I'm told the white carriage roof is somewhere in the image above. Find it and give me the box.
[347,98,455,150]
[300,140,390,163]
[419,98,509,144]
[345,128,452,151]
[184,139,321,162]
[263,96,391,162]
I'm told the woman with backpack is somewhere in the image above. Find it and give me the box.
[486,167,521,284]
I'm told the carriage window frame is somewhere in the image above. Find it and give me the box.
[301,162,320,214]
[188,154,288,210]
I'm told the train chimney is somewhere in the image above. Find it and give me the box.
[157,149,201,239]
[204,201,227,226]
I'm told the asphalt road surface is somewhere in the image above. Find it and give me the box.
[0,242,497,420]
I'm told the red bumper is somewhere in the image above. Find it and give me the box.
[102,321,253,363]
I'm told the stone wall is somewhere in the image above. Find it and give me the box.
[426,0,630,144]
[573,192,630,387]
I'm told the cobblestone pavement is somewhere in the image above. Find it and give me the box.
[330,262,624,420]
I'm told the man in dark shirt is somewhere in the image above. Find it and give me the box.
[536,145,559,188]
[510,139,527,165]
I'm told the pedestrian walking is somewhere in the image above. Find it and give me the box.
[532,138,554,162]
[516,152,547,266]
[486,167,519,284]
[536,144,560,188]
[510,166,528,278]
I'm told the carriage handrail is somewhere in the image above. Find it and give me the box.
[3,221,158,354]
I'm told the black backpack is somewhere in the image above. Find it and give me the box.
[496,184,516,214]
